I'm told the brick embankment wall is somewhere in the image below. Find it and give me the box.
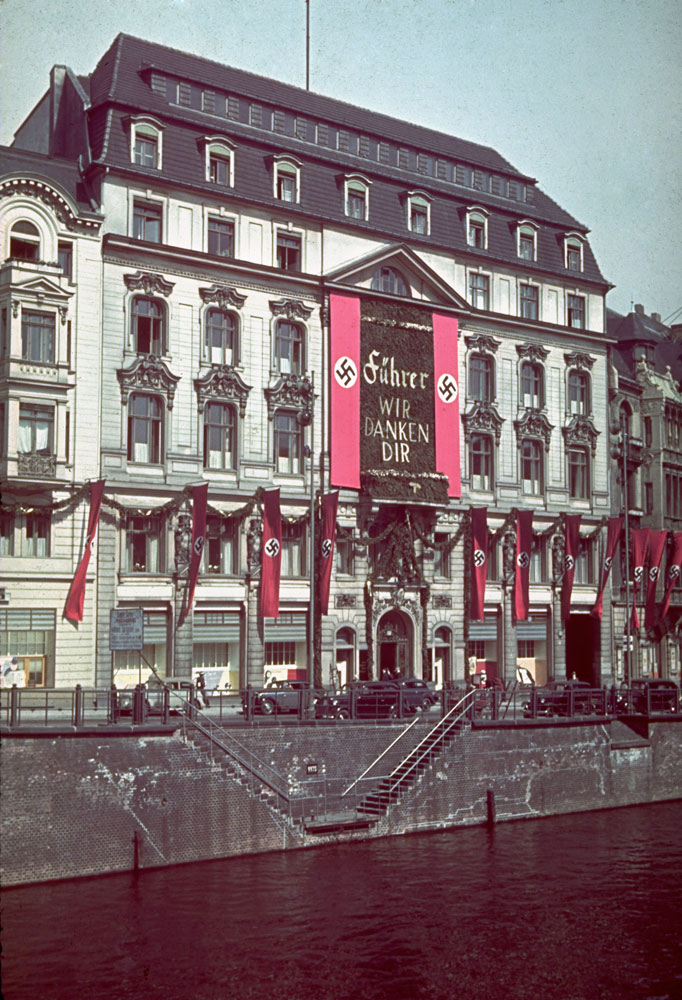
[1,719,680,887]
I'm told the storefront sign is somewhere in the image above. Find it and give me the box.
[109,608,144,651]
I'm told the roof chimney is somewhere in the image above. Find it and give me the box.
[651,313,661,323]
[634,304,645,315]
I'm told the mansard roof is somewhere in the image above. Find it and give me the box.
[0,146,101,219]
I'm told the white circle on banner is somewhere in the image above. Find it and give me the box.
[334,356,358,388]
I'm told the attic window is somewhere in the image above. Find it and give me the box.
[466,207,489,250]
[129,117,163,170]
[344,175,371,221]
[203,138,235,187]
[517,222,538,261]
[565,234,584,272]
[407,192,431,236]
[371,267,409,297]
[274,157,301,203]
[10,221,40,260]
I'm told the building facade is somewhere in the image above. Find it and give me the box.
[3,34,621,690]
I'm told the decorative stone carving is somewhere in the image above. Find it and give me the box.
[516,342,549,363]
[264,373,313,420]
[563,415,600,455]
[564,351,595,370]
[194,366,252,417]
[175,512,192,573]
[246,517,263,577]
[433,594,452,608]
[464,333,500,354]
[123,271,174,296]
[17,452,56,479]
[335,594,357,609]
[117,356,181,408]
[199,284,247,309]
[0,178,101,233]
[514,410,554,451]
[269,298,313,320]
[462,401,505,444]
[503,528,517,584]
[371,592,422,633]
[552,531,566,585]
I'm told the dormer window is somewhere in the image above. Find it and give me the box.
[204,138,235,187]
[344,175,371,220]
[564,234,584,272]
[130,117,163,170]
[407,192,431,235]
[274,157,301,203]
[517,222,538,261]
[10,221,41,260]
[466,208,489,249]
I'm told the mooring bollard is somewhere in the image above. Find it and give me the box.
[73,684,83,728]
[109,686,119,724]
[9,684,19,728]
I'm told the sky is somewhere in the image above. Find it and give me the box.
[1,0,681,323]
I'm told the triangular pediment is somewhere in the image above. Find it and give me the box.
[326,243,470,311]
[13,276,73,302]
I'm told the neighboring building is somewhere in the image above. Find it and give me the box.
[608,304,682,680]
[0,143,103,687]
[4,34,616,689]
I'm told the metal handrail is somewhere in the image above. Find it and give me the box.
[341,713,422,797]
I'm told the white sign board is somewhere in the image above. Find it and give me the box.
[109,608,144,651]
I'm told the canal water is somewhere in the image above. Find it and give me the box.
[2,801,681,1000]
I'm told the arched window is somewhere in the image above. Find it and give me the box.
[128,393,163,464]
[517,223,537,261]
[407,193,431,235]
[130,118,163,169]
[469,353,494,402]
[568,370,590,415]
[521,361,544,409]
[275,321,304,374]
[206,309,237,366]
[564,235,584,272]
[132,297,166,355]
[205,140,234,186]
[274,158,300,202]
[470,434,493,490]
[10,221,40,260]
[344,175,370,220]
[371,266,409,296]
[466,208,488,249]
[204,401,235,469]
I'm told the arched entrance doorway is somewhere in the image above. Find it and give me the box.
[431,626,451,686]
[377,610,413,679]
[334,627,356,688]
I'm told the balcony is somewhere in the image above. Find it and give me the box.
[17,452,57,479]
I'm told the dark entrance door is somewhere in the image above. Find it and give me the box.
[565,614,600,685]
[377,610,413,678]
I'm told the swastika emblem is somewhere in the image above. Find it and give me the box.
[193,535,205,556]
[670,566,680,582]
[321,538,333,558]
[473,549,486,568]
[649,567,659,582]
[565,555,575,572]
[264,538,280,558]
[437,372,458,403]
[334,356,358,388]
[634,566,643,583]
[604,557,613,573]
[517,552,529,569]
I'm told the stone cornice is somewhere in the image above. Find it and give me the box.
[264,373,313,419]
[514,409,554,450]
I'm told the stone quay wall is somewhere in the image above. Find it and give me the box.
[1,718,680,887]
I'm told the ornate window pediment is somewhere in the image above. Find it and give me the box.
[11,276,72,323]
[269,298,313,321]
[563,415,599,455]
[264,373,313,420]
[124,271,174,297]
[564,351,595,370]
[462,401,505,443]
[514,410,554,450]
[200,284,247,309]
[117,356,181,408]
[516,342,549,363]
[464,333,500,354]
[194,365,252,417]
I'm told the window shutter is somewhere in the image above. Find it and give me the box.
[227,96,240,120]
[397,148,410,170]
[150,73,166,95]
[436,159,448,180]
[177,82,191,106]
[417,153,429,174]
[295,117,308,140]
[378,142,391,164]
[455,164,469,186]
[273,110,286,133]
[250,103,263,127]
[490,175,503,196]
[202,90,216,113]
[316,123,329,145]
[337,130,351,151]
[358,135,370,158]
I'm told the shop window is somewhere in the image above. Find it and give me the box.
[265,641,296,667]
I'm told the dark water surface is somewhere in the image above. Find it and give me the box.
[2,801,682,1000]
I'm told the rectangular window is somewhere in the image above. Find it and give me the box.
[568,448,589,499]
[410,202,428,235]
[522,440,543,494]
[275,322,304,374]
[202,90,216,113]
[134,135,157,168]
[204,515,236,574]
[469,273,490,310]
[18,405,53,455]
[519,233,534,260]
[575,539,594,585]
[274,412,302,474]
[518,640,535,659]
[208,217,234,257]
[336,537,354,575]
[133,200,162,243]
[470,434,493,490]
[433,534,451,578]
[265,641,296,667]
[126,516,163,573]
[22,513,50,557]
[0,512,14,556]
[209,153,231,185]
[567,295,585,329]
[281,522,305,576]
[569,371,589,415]
[519,284,539,320]
[347,189,366,220]
[204,402,235,470]
[21,311,55,364]
[468,221,485,248]
[128,394,162,464]
[529,537,546,583]
[567,246,581,271]
[58,242,73,280]
[276,232,301,271]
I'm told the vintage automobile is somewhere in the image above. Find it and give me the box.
[315,679,434,720]
[117,677,197,717]
[241,679,315,716]
[622,678,679,715]
[524,680,601,718]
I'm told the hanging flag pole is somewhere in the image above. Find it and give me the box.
[306,0,310,90]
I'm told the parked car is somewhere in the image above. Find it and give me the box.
[624,678,679,715]
[524,680,600,718]
[117,678,196,717]
[242,679,315,716]
[315,679,433,720]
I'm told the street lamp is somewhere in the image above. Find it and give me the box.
[297,371,315,689]
[611,410,632,683]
